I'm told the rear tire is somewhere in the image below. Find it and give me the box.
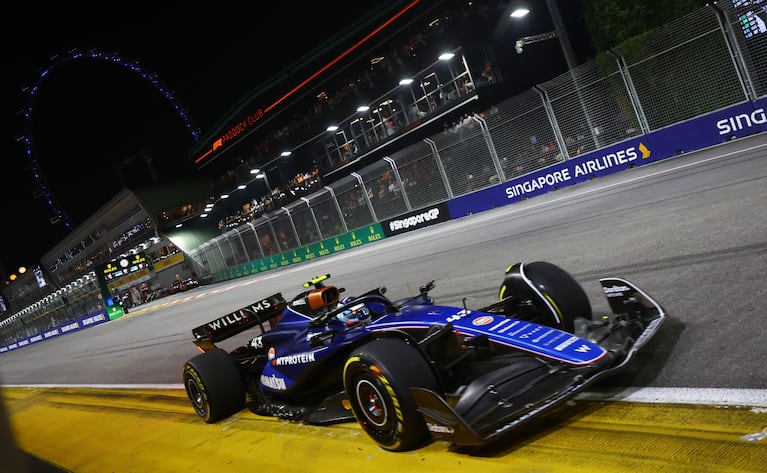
[343,337,438,451]
[183,348,246,423]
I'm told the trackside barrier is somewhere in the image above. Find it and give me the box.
[208,97,766,283]
[448,97,767,216]
[2,98,764,355]
[0,308,113,354]
[211,224,386,283]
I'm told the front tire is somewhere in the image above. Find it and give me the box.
[499,261,592,332]
[183,348,246,423]
[343,337,438,451]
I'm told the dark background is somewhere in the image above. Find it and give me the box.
[1,0,592,278]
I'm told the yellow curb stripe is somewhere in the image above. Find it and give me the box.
[4,387,766,472]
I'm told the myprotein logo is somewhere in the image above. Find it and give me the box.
[716,108,766,135]
[382,202,450,237]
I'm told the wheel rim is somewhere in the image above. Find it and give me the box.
[355,378,389,428]
[186,377,207,414]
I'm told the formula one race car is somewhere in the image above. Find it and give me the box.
[182,261,666,451]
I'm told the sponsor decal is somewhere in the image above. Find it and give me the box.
[572,147,640,178]
[554,336,578,351]
[61,322,80,333]
[267,347,276,361]
[260,374,287,391]
[490,318,511,331]
[389,208,440,232]
[716,108,766,135]
[507,322,532,337]
[506,169,573,198]
[446,309,471,323]
[206,298,274,331]
[542,331,569,347]
[81,313,106,326]
[533,328,555,343]
[603,285,631,298]
[273,352,316,366]
[111,224,146,252]
[378,374,404,423]
[603,285,631,294]
[43,329,60,338]
[382,203,450,237]
[518,325,545,339]
[504,145,643,199]
[472,316,494,326]
[498,320,520,333]
[426,423,455,434]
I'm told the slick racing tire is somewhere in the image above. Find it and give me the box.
[343,337,439,452]
[183,348,246,423]
[500,261,592,333]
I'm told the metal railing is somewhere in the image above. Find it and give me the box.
[190,4,766,277]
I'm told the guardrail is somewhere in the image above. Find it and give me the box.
[200,96,766,284]
[191,4,767,280]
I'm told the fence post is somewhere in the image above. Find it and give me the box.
[351,172,377,222]
[281,207,302,248]
[710,3,757,101]
[231,229,251,263]
[246,222,265,259]
[383,156,412,211]
[472,114,506,183]
[300,197,323,241]
[324,186,349,233]
[608,49,650,134]
[533,85,570,160]
[424,138,454,198]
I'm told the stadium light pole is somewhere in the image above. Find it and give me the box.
[512,1,598,154]
[510,0,578,71]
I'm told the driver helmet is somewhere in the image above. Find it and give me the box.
[336,303,371,326]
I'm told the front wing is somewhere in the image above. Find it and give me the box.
[412,276,667,446]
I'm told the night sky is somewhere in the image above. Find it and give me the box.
[1,1,591,278]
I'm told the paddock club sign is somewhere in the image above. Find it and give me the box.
[382,202,451,238]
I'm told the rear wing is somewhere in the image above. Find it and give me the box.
[192,293,287,351]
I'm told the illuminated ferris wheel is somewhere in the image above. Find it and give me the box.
[17,49,201,232]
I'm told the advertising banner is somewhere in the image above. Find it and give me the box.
[382,202,451,237]
[216,224,386,282]
[448,98,767,218]
[0,309,109,354]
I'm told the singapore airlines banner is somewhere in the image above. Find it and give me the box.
[447,97,767,218]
